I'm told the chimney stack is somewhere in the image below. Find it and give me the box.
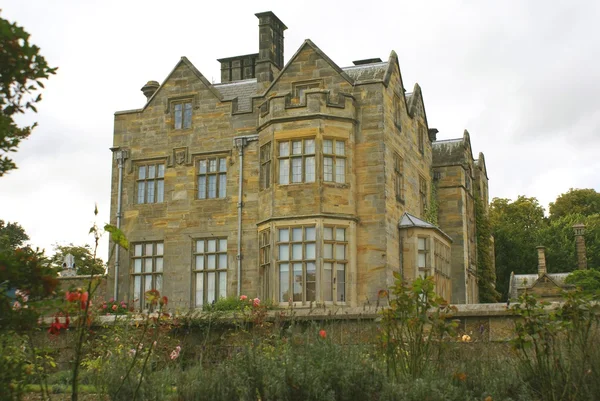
[255,11,287,92]
[141,80,160,101]
[573,223,587,270]
[537,246,547,277]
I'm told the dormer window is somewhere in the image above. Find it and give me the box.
[174,101,192,130]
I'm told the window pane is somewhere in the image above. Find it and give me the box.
[292,244,302,260]
[279,142,289,157]
[291,158,302,183]
[306,262,316,302]
[293,263,302,302]
[195,255,204,270]
[305,139,315,154]
[144,258,153,273]
[134,276,141,303]
[135,244,143,256]
[337,264,346,302]
[219,254,227,269]
[335,158,345,183]
[292,227,302,241]
[219,239,227,251]
[155,257,163,272]
[157,164,165,178]
[219,158,227,172]
[183,103,192,129]
[134,259,142,273]
[195,274,204,307]
[208,176,217,198]
[145,243,153,255]
[323,227,333,241]
[305,157,315,182]
[279,228,289,242]
[279,159,289,184]
[137,182,145,204]
[324,157,333,182]
[209,159,217,172]
[323,263,333,301]
[305,227,316,241]
[199,160,207,174]
[323,140,333,154]
[147,181,155,203]
[196,240,205,253]
[207,272,215,304]
[305,243,315,259]
[155,243,163,256]
[279,244,289,261]
[219,272,227,299]
[335,141,345,156]
[155,275,162,292]
[335,244,345,260]
[418,238,426,250]
[292,140,302,155]
[208,240,217,252]
[418,253,426,268]
[336,228,345,241]
[198,176,206,199]
[279,264,289,302]
[138,166,146,180]
[145,275,152,292]
[324,244,333,259]
[174,104,182,129]
[219,174,226,198]
[207,255,216,269]
[148,165,156,179]
[157,180,164,203]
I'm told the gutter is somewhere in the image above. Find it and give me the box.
[233,135,258,297]
[110,147,128,300]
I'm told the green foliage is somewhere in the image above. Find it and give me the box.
[490,196,546,300]
[424,180,439,225]
[549,188,600,220]
[0,332,33,400]
[475,196,500,302]
[565,269,600,295]
[0,13,57,176]
[511,292,600,401]
[379,274,457,379]
[49,243,105,276]
[104,224,129,251]
[0,220,29,252]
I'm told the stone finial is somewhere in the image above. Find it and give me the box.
[536,246,547,277]
[573,223,587,270]
[60,253,77,277]
[141,80,160,101]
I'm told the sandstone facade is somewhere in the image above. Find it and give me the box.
[108,12,491,309]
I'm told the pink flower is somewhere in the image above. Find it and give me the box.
[319,329,327,339]
[112,304,117,311]
[12,301,22,310]
[170,345,182,360]
[253,298,260,307]
[240,295,248,301]
[102,304,108,309]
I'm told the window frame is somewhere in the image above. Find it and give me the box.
[277,138,316,185]
[419,175,427,217]
[197,156,227,199]
[276,225,317,304]
[136,163,165,204]
[173,100,193,130]
[393,94,402,131]
[323,138,346,184]
[417,236,429,272]
[322,225,348,303]
[394,153,404,202]
[418,125,425,154]
[259,229,271,298]
[131,241,164,310]
[193,238,228,307]
[260,142,272,190]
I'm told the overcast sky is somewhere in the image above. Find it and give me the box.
[1,0,599,260]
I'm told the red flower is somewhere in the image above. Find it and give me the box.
[160,296,168,306]
[319,329,327,339]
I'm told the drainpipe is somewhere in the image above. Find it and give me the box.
[110,147,128,300]
[233,135,259,297]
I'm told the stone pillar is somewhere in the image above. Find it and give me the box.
[537,246,547,277]
[573,223,587,270]
[255,11,287,92]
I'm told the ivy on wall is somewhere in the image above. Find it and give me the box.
[424,180,439,225]
[475,196,500,302]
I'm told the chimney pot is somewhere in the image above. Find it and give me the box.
[141,80,160,101]
[573,223,587,270]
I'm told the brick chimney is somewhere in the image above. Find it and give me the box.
[255,11,287,92]
[537,246,547,277]
[573,223,587,270]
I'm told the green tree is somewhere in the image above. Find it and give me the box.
[0,12,57,176]
[565,269,600,296]
[50,244,105,275]
[549,188,600,220]
[0,219,29,251]
[475,197,500,302]
[490,196,546,300]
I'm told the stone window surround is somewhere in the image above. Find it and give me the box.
[277,138,316,185]
[131,241,164,310]
[193,237,228,307]
[394,152,404,203]
[393,93,402,132]
[417,236,429,272]
[196,155,228,200]
[134,160,167,205]
[419,175,427,217]
[323,138,346,184]
[259,142,272,191]
[164,94,199,130]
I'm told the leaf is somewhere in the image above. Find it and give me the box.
[104,224,129,250]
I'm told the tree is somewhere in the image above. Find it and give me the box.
[565,269,600,296]
[0,219,29,251]
[50,244,105,276]
[549,188,600,220]
[0,13,57,176]
[489,196,546,300]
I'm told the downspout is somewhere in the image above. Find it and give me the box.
[233,135,259,297]
[111,147,127,300]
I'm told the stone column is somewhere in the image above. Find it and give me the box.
[573,223,587,270]
[537,246,547,277]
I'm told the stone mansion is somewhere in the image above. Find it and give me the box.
[108,11,490,309]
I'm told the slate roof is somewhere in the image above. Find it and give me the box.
[214,78,257,112]
[398,212,453,242]
[342,62,388,82]
[509,272,573,299]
